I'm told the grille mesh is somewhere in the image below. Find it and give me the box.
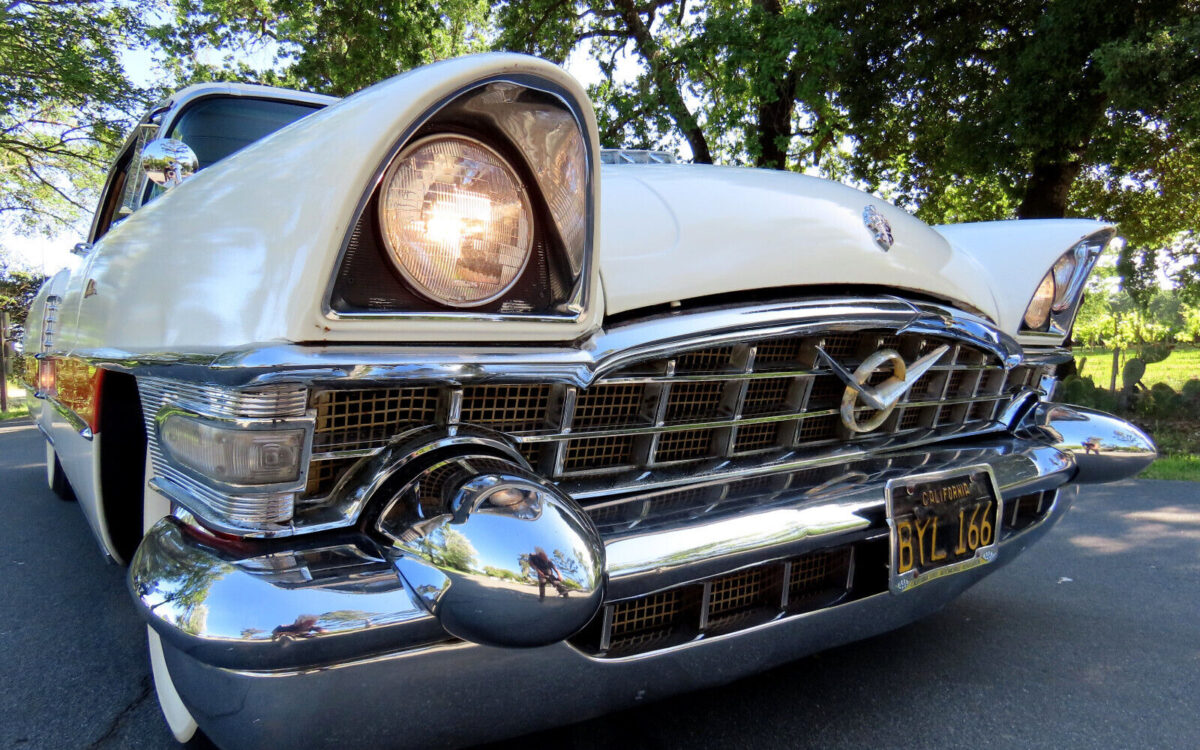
[459,384,550,432]
[742,377,793,415]
[565,435,635,472]
[573,384,646,429]
[655,429,714,463]
[589,544,860,657]
[611,590,681,638]
[708,567,771,617]
[665,381,725,422]
[313,387,437,452]
[734,422,778,453]
[675,346,734,373]
[306,328,1045,492]
[789,547,852,599]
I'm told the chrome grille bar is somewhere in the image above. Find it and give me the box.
[298,320,1053,502]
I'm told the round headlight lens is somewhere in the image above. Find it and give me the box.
[1023,271,1056,330]
[379,136,533,307]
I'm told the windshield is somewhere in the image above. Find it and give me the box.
[168,96,323,169]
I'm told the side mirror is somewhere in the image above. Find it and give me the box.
[71,242,92,256]
[142,138,198,190]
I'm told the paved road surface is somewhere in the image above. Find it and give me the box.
[1,419,1197,749]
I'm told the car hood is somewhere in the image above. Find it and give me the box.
[597,164,1001,322]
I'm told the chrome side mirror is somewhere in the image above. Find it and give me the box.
[141,138,198,189]
[71,242,92,256]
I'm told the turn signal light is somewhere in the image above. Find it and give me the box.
[160,415,304,486]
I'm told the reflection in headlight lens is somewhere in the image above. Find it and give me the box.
[1023,270,1056,330]
[379,136,533,307]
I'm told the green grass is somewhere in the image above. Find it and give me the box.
[1140,455,1200,481]
[1074,345,1200,392]
[0,381,29,421]
[0,402,28,421]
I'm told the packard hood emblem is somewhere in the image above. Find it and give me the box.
[817,344,949,433]
[862,205,894,251]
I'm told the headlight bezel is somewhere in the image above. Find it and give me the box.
[376,134,536,308]
[1019,229,1115,338]
[325,76,596,323]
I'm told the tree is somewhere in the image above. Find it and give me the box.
[824,0,1200,294]
[0,253,48,343]
[0,1,150,235]
[153,1,492,95]
[495,1,844,169]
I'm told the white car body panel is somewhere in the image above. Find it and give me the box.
[51,52,1102,360]
[599,165,1003,322]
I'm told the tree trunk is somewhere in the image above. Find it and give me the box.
[611,0,713,164]
[1016,156,1082,218]
[752,0,796,170]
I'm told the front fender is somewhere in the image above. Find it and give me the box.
[65,53,603,355]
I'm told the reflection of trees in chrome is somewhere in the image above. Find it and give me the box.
[135,531,232,636]
[416,527,479,573]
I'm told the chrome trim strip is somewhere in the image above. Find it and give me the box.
[601,440,1072,597]
[46,394,93,440]
[72,297,1024,388]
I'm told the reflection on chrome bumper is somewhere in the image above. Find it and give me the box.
[158,487,1078,750]
[128,402,1153,749]
[1026,402,1156,483]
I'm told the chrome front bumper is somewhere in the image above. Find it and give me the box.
[129,402,1154,749]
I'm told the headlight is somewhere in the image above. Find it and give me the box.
[1023,271,1055,330]
[378,135,533,307]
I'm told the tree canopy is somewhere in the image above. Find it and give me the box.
[2,0,1197,300]
[0,1,149,236]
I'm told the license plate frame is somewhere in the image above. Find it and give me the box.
[885,465,1003,594]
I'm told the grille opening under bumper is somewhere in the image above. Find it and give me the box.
[1001,489,1056,535]
[570,540,889,657]
[572,488,1059,658]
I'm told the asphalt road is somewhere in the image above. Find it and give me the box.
[1,418,1197,750]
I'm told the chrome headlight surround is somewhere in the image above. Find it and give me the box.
[1020,229,1115,338]
[326,76,596,323]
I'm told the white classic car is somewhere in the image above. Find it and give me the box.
[22,53,1155,749]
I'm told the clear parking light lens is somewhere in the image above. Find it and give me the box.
[160,415,304,486]
[378,135,533,307]
[1023,271,1056,330]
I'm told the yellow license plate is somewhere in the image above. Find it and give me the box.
[885,466,1003,593]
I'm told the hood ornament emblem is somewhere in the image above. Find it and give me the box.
[817,344,949,433]
[862,205,894,251]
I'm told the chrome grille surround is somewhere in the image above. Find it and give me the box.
[303,327,1050,504]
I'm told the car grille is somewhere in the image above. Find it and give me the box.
[571,544,861,657]
[303,329,1047,500]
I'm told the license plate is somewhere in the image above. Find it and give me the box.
[885,466,1003,593]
